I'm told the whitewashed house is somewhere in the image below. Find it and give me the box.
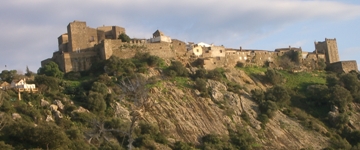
[10,79,36,90]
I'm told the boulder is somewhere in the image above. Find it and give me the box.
[46,115,54,122]
[113,102,130,120]
[54,100,64,110]
[12,113,21,120]
[72,106,90,113]
[50,104,58,111]
[41,99,50,107]
[54,110,63,119]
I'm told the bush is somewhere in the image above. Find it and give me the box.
[265,68,283,85]
[207,68,225,81]
[236,61,246,68]
[119,33,130,42]
[38,61,64,78]
[265,85,290,107]
[173,141,194,150]
[166,61,188,77]
[194,68,207,79]
[194,78,207,95]
[64,71,81,80]
[259,100,278,118]
[86,92,107,114]
[34,75,60,91]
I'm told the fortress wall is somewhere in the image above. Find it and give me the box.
[144,43,174,58]
[329,61,358,73]
[63,53,73,73]
[87,28,99,47]
[341,61,358,73]
[102,40,176,60]
[171,39,187,56]
[202,57,227,70]
[210,46,226,57]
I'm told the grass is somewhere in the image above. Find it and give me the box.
[170,77,192,89]
[238,66,326,91]
[64,80,81,87]
[278,70,326,90]
[238,67,267,76]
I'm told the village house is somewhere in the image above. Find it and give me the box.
[10,78,36,91]
[0,82,10,90]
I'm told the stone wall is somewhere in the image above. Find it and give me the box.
[201,57,227,70]
[329,61,358,73]
[171,39,187,57]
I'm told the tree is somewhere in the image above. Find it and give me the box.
[265,68,284,85]
[120,75,152,150]
[119,33,131,42]
[38,61,64,78]
[306,84,330,106]
[87,92,107,114]
[34,75,60,92]
[166,61,189,77]
[266,85,290,107]
[329,85,353,112]
[25,66,34,77]
[0,70,17,83]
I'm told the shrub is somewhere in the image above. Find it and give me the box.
[166,61,188,77]
[194,78,207,94]
[207,68,225,81]
[236,61,246,68]
[119,33,130,42]
[259,100,278,118]
[173,141,194,150]
[64,71,81,80]
[194,68,207,79]
[265,68,283,85]
[86,92,107,114]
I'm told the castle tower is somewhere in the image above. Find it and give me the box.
[314,38,339,64]
[67,21,89,52]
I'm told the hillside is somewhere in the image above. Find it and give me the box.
[0,53,359,149]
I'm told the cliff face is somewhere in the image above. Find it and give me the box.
[116,68,330,149]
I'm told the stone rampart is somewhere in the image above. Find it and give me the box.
[329,61,358,73]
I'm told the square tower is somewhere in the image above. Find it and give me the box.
[315,38,339,64]
[67,21,90,52]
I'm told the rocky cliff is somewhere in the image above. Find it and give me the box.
[114,68,331,149]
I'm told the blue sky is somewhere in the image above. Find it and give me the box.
[1,0,360,72]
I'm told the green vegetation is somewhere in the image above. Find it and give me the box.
[118,33,130,42]
[1,51,360,149]
[38,61,64,78]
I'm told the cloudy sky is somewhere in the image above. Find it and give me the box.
[1,0,360,72]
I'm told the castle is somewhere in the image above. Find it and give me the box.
[41,20,358,73]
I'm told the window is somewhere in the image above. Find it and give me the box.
[196,49,199,52]
[220,50,223,53]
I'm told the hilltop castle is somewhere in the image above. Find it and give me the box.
[41,20,358,73]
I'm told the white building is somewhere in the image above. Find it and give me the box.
[10,79,36,90]
[148,30,172,43]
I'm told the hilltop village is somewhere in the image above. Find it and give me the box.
[41,20,358,73]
